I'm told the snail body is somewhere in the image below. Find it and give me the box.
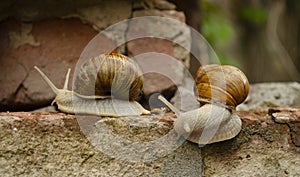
[159,64,249,144]
[34,53,150,117]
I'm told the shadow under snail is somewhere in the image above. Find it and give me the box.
[34,53,150,117]
[159,64,249,144]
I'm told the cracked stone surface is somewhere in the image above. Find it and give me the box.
[269,107,300,146]
[203,107,300,176]
[0,107,299,176]
[0,18,98,111]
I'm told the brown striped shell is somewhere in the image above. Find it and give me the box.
[195,64,249,109]
[74,53,144,101]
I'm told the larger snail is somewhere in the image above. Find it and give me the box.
[34,53,150,117]
[159,64,249,144]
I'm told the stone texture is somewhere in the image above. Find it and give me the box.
[134,53,185,99]
[238,82,300,111]
[128,9,190,99]
[202,108,300,176]
[0,107,300,176]
[71,1,131,31]
[0,0,191,112]
[132,0,176,11]
[0,0,130,111]
[0,112,202,177]
[0,18,99,111]
[269,107,300,146]
[0,0,131,25]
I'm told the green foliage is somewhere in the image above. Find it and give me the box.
[240,7,268,25]
[202,14,235,48]
[201,0,238,66]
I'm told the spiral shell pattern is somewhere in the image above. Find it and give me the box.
[195,64,249,108]
[74,53,144,101]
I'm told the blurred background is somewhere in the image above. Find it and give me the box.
[171,0,300,83]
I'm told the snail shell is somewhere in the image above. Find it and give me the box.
[74,53,144,101]
[159,64,249,144]
[34,53,150,117]
[195,64,249,109]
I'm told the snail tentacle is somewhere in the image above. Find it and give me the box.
[158,95,191,132]
[63,68,71,90]
[158,95,180,116]
[34,66,59,94]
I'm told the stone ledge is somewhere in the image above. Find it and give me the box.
[0,107,299,176]
[203,107,300,176]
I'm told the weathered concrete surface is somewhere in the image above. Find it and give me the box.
[203,107,300,177]
[238,82,300,111]
[0,112,202,177]
[1,107,300,176]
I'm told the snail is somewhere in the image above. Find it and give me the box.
[34,53,150,117]
[158,64,249,144]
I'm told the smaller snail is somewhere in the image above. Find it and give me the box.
[34,53,150,117]
[159,64,249,144]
